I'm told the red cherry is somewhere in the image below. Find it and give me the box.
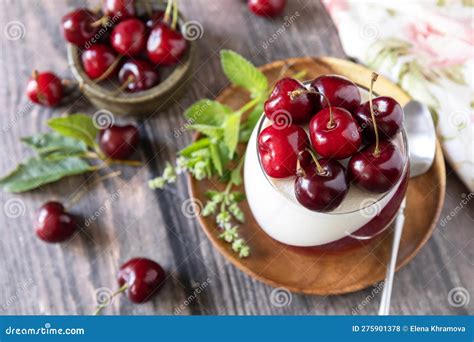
[118,59,160,92]
[111,18,147,56]
[354,96,403,142]
[311,75,361,114]
[61,9,99,47]
[258,124,309,178]
[99,124,140,159]
[309,107,361,160]
[248,0,286,17]
[264,77,316,125]
[26,71,63,107]
[348,141,404,193]
[117,258,166,303]
[295,157,349,212]
[34,202,77,243]
[102,0,136,20]
[147,22,187,66]
[81,44,118,80]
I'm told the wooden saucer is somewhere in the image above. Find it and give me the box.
[187,57,446,295]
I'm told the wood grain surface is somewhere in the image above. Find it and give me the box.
[0,0,472,315]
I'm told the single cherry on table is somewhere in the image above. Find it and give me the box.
[34,201,77,243]
[118,59,160,92]
[110,18,147,56]
[99,124,140,160]
[26,71,63,107]
[295,151,349,212]
[81,44,118,80]
[258,124,309,179]
[117,258,166,303]
[147,22,187,66]
[61,8,99,47]
[264,77,315,125]
[248,0,286,17]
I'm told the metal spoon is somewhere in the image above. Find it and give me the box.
[378,100,436,315]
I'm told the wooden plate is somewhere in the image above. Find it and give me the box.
[187,57,446,295]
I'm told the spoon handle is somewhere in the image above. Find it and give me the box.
[378,197,407,315]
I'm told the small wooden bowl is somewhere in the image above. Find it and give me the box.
[188,57,446,295]
[67,4,196,116]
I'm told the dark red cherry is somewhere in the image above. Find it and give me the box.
[26,71,63,107]
[145,11,165,28]
[147,22,187,66]
[118,59,159,92]
[264,77,315,125]
[348,141,404,193]
[354,96,403,142]
[81,44,118,80]
[102,0,136,20]
[309,107,361,159]
[295,158,349,212]
[248,0,286,17]
[258,124,309,178]
[61,9,99,47]
[311,75,361,114]
[99,124,140,159]
[111,18,147,56]
[34,202,77,243]
[117,258,166,303]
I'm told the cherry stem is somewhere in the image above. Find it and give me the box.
[305,148,326,176]
[94,55,122,83]
[163,0,174,25]
[91,15,110,28]
[296,151,306,177]
[171,0,179,30]
[369,72,380,157]
[32,70,46,104]
[94,283,129,315]
[288,88,335,129]
[112,75,135,96]
[143,0,153,18]
[105,158,143,167]
[65,170,122,210]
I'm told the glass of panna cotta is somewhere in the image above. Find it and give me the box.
[244,82,409,251]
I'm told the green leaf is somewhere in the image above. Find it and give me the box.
[239,100,264,142]
[179,138,210,157]
[48,114,98,149]
[209,143,223,176]
[0,157,93,193]
[187,124,224,139]
[220,50,268,98]
[184,99,233,126]
[21,132,88,157]
[223,112,241,158]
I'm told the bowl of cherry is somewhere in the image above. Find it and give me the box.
[63,0,196,116]
[244,72,409,250]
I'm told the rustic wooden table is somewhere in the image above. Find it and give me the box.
[0,0,472,315]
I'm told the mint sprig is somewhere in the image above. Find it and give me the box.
[0,114,140,193]
[149,50,276,258]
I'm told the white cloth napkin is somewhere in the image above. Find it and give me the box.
[323,0,473,191]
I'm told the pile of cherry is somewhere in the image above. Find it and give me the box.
[62,0,188,93]
[258,73,404,212]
